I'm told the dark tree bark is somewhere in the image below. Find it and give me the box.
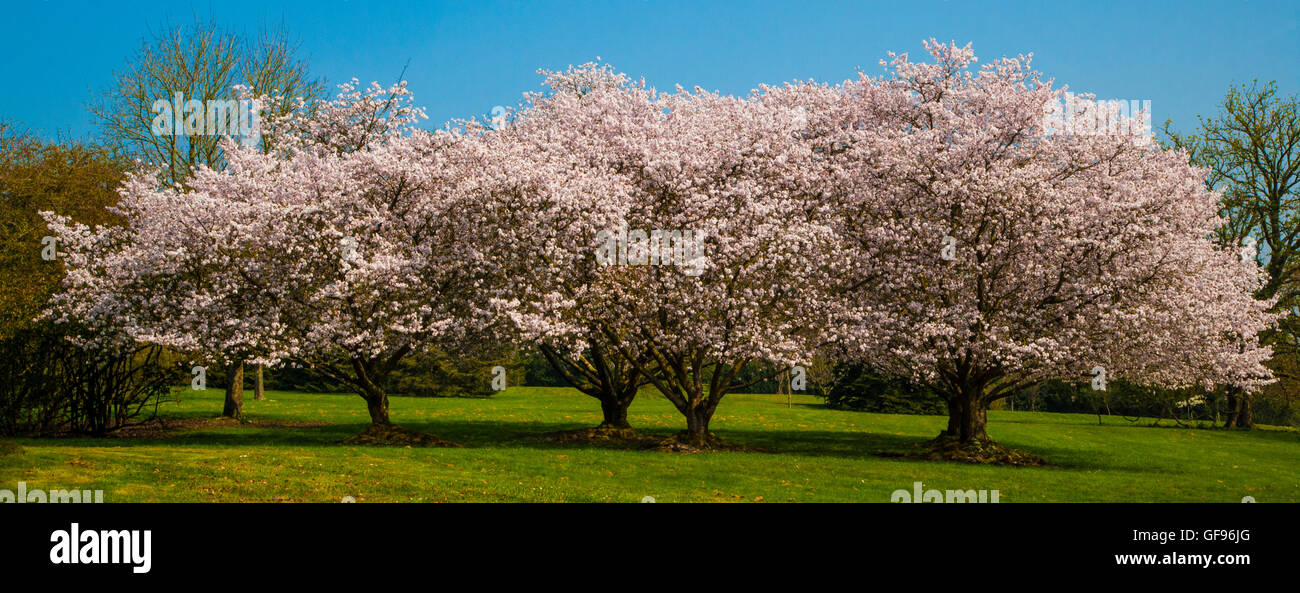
[1238,396,1254,428]
[1222,392,1253,429]
[349,354,402,426]
[1225,389,1255,429]
[939,379,990,444]
[944,397,961,437]
[681,402,720,446]
[222,361,244,419]
[598,395,632,429]
[362,386,390,425]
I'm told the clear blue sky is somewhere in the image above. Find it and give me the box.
[2,0,1296,141]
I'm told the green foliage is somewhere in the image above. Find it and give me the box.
[521,348,571,387]
[386,346,525,398]
[824,364,944,414]
[0,124,125,339]
[1251,394,1300,428]
[252,364,347,393]
[1006,380,1300,427]
[727,361,828,396]
[1009,381,1105,415]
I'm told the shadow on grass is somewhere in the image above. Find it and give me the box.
[9,412,1242,474]
[15,416,925,458]
[20,419,1032,469]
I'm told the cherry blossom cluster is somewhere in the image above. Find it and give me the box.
[43,41,1278,435]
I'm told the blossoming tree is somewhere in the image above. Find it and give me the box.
[46,81,494,441]
[470,63,662,434]
[578,80,844,448]
[826,41,1278,456]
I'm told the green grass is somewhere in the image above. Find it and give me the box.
[1,387,1297,502]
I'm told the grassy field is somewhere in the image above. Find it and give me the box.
[1,387,1297,502]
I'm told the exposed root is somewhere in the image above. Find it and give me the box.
[917,433,1050,466]
[341,423,461,447]
[648,431,765,453]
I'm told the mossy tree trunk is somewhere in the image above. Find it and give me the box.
[222,361,244,419]
[680,401,721,446]
[940,381,989,443]
[935,368,1010,447]
[599,395,632,429]
[363,387,390,425]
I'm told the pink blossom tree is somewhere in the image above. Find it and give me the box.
[46,81,495,441]
[563,79,845,448]
[475,63,845,447]
[470,63,660,434]
[824,41,1279,456]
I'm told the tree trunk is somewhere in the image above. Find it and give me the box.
[363,389,390,425]
[1225,390,1255,429]
[253,364,265,401]
[598,397,632,429]
[944,397,961,436]
[222,361,244,419]
[1234,395,1254,429]
[682,404,717,446]
[537,342,642,431]
[941,384,988,443]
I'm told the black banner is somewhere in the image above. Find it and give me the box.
[0,503,1288,582]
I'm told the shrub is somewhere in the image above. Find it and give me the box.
[0,324,180,436]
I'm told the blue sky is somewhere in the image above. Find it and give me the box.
[2,0,1296,141]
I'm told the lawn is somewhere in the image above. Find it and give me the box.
[1,387,1297,502]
